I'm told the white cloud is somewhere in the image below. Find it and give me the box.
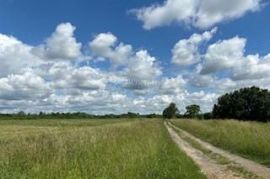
[169,28,270,111]
[159,76,186,94]
[172,28,216,66]
[0,34,42,77]
[89,33,132,66]
[195,0,261,28]
[200,36,246,74]
[46,62,107,90]
[1,22,270,114]
[33,23,82,60]
[133,0,262,29]
[90,33,162,91]
[0,24,166,114]
[133,0,197,30]
[69,67,107,90]
[185,91,218,111]
[232,54,270,80]
[188,74,215,88]
[198,36,270,85]
[124,50,162,90]
[0,71,50,100]
[40,90,130,114]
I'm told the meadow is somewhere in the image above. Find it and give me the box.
[0,119,205,179]
[171,119,270,167]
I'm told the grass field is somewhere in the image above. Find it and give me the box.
[171,119,270,167]
[0,119,205,179]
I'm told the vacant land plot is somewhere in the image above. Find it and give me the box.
[171,119,270,167]
[0,119,205,179]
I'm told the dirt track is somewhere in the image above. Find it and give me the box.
[166,123,242,179]
[168,122,270,179]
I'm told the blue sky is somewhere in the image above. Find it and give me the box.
[0,0,269,114]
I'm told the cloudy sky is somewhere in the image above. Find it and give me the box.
[0,0,269,114]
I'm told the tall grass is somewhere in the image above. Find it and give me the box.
[0,119,205,179]
[0,118,132,127]
[171,119,270,167]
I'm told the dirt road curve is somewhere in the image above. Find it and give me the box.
[168,122,270,179]
[166,123,242,179]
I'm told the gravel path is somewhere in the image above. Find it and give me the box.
[166,123,242,179]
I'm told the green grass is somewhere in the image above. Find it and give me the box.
[171,119,270,167]
[0,119,205,179]
[0,118,132,127]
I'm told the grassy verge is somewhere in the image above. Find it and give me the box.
[0,119,205,179]
[171,119,270,167]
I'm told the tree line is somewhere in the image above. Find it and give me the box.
[0,111,162,120]
[162,103,203,119]
[213,86,270,122]
[163,86,270,122]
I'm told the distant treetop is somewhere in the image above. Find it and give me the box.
[163,103,179,119]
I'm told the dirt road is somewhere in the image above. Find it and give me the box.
[168,122,270,179]
[166,123,242,179]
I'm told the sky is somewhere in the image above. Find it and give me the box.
[0,0,269,114]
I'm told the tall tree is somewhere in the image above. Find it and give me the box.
[185,104,201,118]
[163,103,179,119]
[213,86,270,122]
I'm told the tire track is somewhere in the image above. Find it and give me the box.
[165,123,242,179]
[168,122,270,179]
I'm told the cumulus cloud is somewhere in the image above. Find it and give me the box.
[158,76,186,94]
[0,34,42,77]
[47,62,107,90]
[169,27,270,109]
[133,0,197,30]
[69,67,107,90]
[232,54,270,80]
[195,0,261,28]
[188,74,215,88]
[0,71,50,100]
[41,90,130,114]
[33,23,82,60]
[199,36,270,84]
[133,0,262,29]
[89,33,132,66]
[172,27,217,66]
[200,36,246,74]
[1,22,270,114]
[124,50,162,90]
[0,23,166,114]
[90,33,162,91]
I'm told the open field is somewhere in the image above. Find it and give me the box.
[0,119,205,179]
[171,119,270,167]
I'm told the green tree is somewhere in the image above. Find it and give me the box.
[17,111,26,116]
[213,86,270,122]
[163,103,179,119]
[185,105,201,118]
